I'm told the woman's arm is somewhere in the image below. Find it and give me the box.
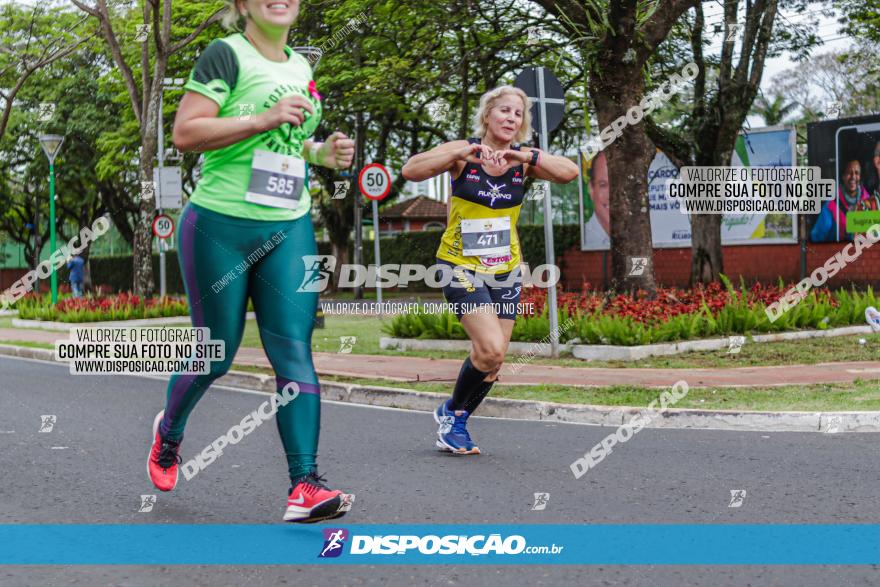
[810,205,833,242]
[523,148,579,183]
[491,147,579,183]
[302,132,355,169]
[401,140,487,182]
[172,92,315,153]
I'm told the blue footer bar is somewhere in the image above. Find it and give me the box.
[1,524,878,565]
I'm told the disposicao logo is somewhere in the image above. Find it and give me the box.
[318,528,348,558]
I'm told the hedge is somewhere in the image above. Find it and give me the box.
[60,253,185,294]
[360,224,579,270]
[81,224,580,293]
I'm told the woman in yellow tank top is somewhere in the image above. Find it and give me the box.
[402,86,577,454]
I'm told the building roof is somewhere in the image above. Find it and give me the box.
[380,196,447,220]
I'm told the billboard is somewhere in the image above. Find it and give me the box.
[807,115,880,243]
[579,126,798,250]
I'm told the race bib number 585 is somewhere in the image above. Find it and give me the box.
[245,150,306,209]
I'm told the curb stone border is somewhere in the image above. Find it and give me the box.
[3,343,879,433]
[383,324,876,361]
[381,337,573,356]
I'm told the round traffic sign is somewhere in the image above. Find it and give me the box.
[513,67,565,135]
[358,163,392,201]
[152,214,174,239]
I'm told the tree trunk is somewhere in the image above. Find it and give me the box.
[134,126,157,297]
[132,175,155,297]
[591,73,657,294]
[689,215,723,284]
[132,77,163,297]
[329,241,349,294]
[690,131,737,285]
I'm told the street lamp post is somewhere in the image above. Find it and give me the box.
[39,134,64,304]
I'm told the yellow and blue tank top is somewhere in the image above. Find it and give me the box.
[437,138,526,274]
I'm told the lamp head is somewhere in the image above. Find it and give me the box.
[292,46,322,68]
[39,134,65,163]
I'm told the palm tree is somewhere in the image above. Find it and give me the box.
[751,94,798,126]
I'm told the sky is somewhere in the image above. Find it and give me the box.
[3,0,857,129]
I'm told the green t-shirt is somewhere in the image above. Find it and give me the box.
[184,33,323,221]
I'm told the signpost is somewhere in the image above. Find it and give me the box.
[358,163,392,305]
[152,214,174,240]
[514,66,565,357]
[152,166,183,209]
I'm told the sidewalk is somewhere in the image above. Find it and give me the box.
[4,327,879,388]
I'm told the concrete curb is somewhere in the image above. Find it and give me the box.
[2,343,878,433]
[380,336,573,357]
[383,324,875,362]
[574,325,874,360]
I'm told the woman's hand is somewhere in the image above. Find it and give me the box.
[458,142,495,165]
[491,148,534,168]
[317,132,355,169]
[256,95,315,131]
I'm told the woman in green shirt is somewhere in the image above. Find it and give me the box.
[146,0,355,523]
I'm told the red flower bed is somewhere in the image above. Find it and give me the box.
[521,281,835,324]
[16,291,189,322]
[54,292,177,313]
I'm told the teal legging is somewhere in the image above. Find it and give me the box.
[160,202,321,480]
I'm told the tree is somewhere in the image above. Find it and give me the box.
[835,0,880,43]
[647,0,821,285]
[529,0,698,293]
[0,64,126,281]
[297,0,585,289]
[0,4,108,281]
[0,1,94,142]
[751,93,797,125]
[70,0,225,296]
[770,46,880,119]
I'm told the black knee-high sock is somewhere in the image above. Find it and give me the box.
[450,356,489,411]
[464,379,495,414]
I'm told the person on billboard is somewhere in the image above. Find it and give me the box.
[870,142,880,197]
[582,150,611,249]
[811,159,879,242]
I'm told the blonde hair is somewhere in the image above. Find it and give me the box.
[472,86,532,144]
[221,0,246,32]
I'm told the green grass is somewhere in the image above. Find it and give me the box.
[3,329,878,410]
[0,339,53,350]
[5,312,880,369]
[244,314,880,368]
[240,314,389,353]
[231,369,880,412]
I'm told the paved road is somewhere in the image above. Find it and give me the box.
[4,328,880,388]
[1,355,879,585]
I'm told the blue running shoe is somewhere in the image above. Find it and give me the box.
[433,400,480,455]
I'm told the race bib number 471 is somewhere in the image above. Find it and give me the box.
[460,217,511,257]
[245,150,306,209]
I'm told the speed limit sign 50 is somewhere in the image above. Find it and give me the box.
[358,163,392,201]
[152,214,175,239]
